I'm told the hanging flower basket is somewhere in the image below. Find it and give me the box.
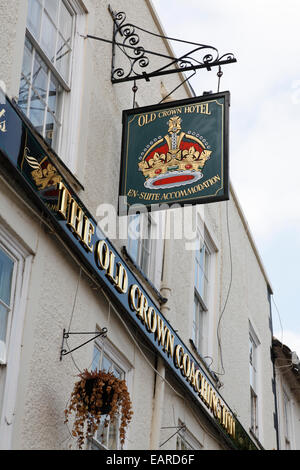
[64,369,133,449]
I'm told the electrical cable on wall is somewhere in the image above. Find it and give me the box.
[215,200,233,377]
[272,296,284,346]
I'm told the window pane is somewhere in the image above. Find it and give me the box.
[112,365,122,380]
[91,346,101,372]
[140,238,150,275]
[45,111,56,146]
[22,38,33,82]
[29,91,45,135]
[192,299,198,345]
[96,415,108,447]
[128,215,140,263]
[108,421,118,449]
[41,12,57,61]
[195,262,204,298]
[27,0,42,39]
[59,2,73,43]
[48,73,60,115]
[18,39,33,114]
[32,53,48,101]
[0,304,9,343]
[44,0,58,23]
[102,353,113,373]
[55,35,71,82]
[0,249,14,306]
[18,79,30,116]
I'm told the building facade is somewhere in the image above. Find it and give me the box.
[0,0,281,450]
[272,338,300,450]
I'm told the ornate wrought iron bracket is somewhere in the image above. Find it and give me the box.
[60,327,108,361]
[82,6,236,85]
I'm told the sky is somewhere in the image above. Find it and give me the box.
[151,0,300,357]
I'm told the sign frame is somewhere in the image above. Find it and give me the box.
[119,92,230,214]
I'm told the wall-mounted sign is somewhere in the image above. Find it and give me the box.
[119,92,230,213]
[0,94,257,450]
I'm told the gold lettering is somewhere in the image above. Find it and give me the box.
[115,263,128,294]
[147,307,157,333]
[137,113,156,127]
[0,109,6,132]
[194,369,202,393]
[226,413,234,436]
[129,284,140,312]
[222,407,227,428]
[200,377,208,403]
[182,353,191,378]
[81,216,94,252]
[95,240,110,270]
[67,199,84,238]
[188,361,196,387]
[137,294,149,327]
[0,121,6,133]
[210,392,219,418]
[174,345,184,369]
[106,251,119,284]
[205,384,213,408]
[57,182,72,219]
[164,330,175,357]
[156,316,169,348]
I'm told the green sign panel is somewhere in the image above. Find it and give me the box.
[120,92,230,212]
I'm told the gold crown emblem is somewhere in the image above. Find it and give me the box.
[138,116,212,189]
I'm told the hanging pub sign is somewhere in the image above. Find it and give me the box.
[119,92,230,213]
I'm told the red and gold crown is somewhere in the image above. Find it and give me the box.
[138,116,212,189]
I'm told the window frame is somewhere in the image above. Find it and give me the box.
[176,421,203,450]
[88,337,132,451]
[0,244,18,365]
[19,0,76,149]
[18,0,87,170]
[127,212,164,288]
[192,225,217,358]
[248,322,260,438]
[0,224,32,450]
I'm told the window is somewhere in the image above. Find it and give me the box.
[0,248,15,365]
[0,225,32,449]
[89,342,131,450]
[127,212,163,287]
[249,330,259,436]
[176,421,203,450]
[128,213,151,277]
[283,389,292,449]
[18,0,76,150]
[192,233,211,356]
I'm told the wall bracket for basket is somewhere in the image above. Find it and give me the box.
[60,327,108,361]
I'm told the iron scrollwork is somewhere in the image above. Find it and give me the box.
[111,11,150,82]
[109,7,237,84]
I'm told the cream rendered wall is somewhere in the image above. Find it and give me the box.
[208,191,276,449]
[0,0,27,99]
